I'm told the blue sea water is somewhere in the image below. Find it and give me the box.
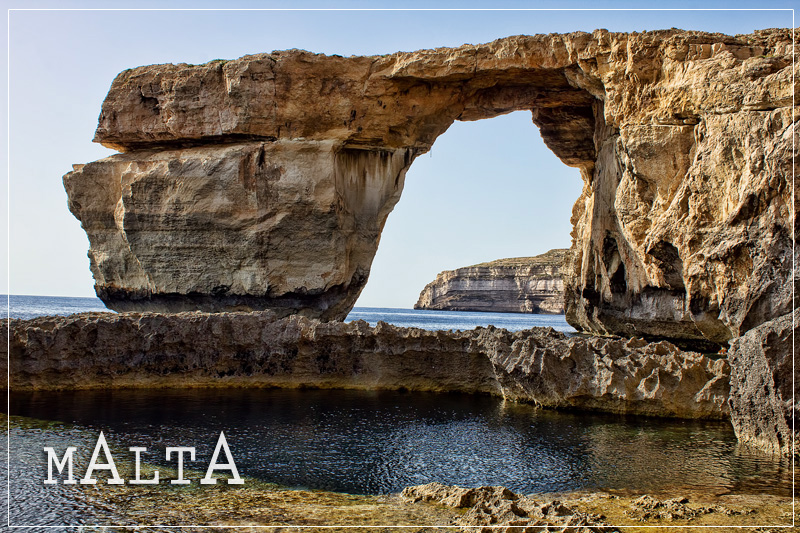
[346,306,575,332]
[5,294,576,332]
[5,294,111,320]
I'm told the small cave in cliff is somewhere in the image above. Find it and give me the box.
[602,235,627,295]
[646,240,685,290]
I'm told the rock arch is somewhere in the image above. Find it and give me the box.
[64,29,796,348]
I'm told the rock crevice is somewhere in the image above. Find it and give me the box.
[727,309,798,457]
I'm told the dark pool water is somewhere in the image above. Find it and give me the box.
[8,388,792,499]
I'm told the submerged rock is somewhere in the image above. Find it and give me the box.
[65,29,795,349]
[727,309,798,457]
[3,312,728,420]
[414,249,567,314]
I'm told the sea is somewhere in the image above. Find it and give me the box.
[4,294,577,332]
[2,293,793,527]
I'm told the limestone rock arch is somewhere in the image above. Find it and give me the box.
[64,28,797,348]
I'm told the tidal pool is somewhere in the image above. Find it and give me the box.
[8,388,792,499]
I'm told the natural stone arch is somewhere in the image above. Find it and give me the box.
[64,29,796,349]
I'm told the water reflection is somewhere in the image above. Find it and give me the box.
[3,424,122,527]
[8,388,792,498]
[581,419,791,496]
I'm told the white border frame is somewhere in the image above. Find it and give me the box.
[4,6,796,530]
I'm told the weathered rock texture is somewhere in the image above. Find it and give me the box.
[727,309,798,457]
[402,483,789,531]
[401,483,611,532]
[66,29,797,344]
[414,249,567,314]
[64,142,412,318]
[2,312,729,419]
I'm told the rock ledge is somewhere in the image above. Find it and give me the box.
[4,311,729,420]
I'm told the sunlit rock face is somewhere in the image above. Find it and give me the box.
[65,141,412,318]
[66,29,795,337]
[559,30,797,350]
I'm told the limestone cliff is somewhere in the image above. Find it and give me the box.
[2,312,729,420]
[65,142,411,318]
[414,249,567,314]
[65,28,795,348]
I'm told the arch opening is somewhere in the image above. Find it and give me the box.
[353,110,584,311]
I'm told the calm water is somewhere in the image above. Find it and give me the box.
[347,306,575,332]
[5,294,576,332]
[5,294,111,320]
[9,389,792,498]
[2,295,791,527]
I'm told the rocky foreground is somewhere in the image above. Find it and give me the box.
[65,29,796,352]
[73,477,794,532]
[414,249,567,314]
[4,311,727,421]
[399,483,792,532]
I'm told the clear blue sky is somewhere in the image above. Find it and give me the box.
[1,1,793,308]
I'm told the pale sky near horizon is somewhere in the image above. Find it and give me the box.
[1,1,793,308]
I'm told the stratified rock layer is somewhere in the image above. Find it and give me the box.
[414,249,567,314]
[727,309,798,457]
[65,142,412,318]
[2,312,729,419]
[67,28,796,344]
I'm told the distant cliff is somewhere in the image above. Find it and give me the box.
[414,249,568,314]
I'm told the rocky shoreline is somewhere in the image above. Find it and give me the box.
[399,482,793,532]
[82,479,795,532]
[6,309,797,459]
[4,311,728,420]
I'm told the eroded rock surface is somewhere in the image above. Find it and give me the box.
[65,142,412,318]
[401,483,611,532]
[624,495,751,522]
[2,312,728,419]
[67,28,796,342]
[481,326,728,418]
[414,249,567,314]
[402,484,789,530]
[727,309,798,457]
